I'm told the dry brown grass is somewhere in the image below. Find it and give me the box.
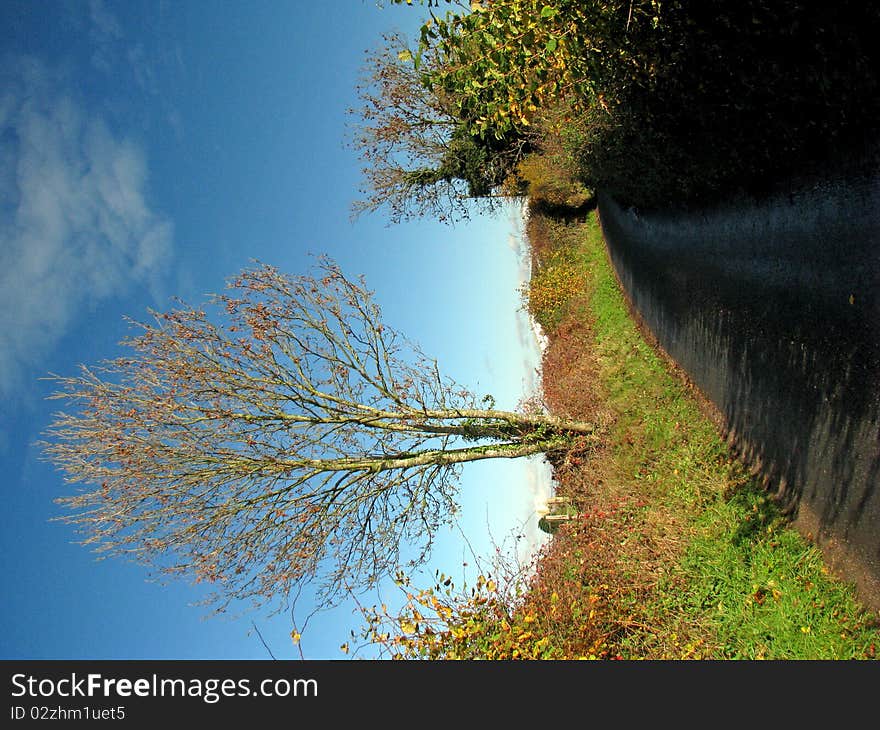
[525,211,710,658]
[524,208,556,266]
[540,306,602,423]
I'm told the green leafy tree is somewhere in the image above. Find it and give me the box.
[42,258,596,614]
[358,1,667,217]
[388,0,663,137]
[349,30,526,223]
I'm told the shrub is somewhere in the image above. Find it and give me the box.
[516,153,593,211]
[522,245,582,331]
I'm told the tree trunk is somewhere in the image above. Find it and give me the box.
[300,436,568,474]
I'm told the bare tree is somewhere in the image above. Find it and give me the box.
[42,257,595,614]
[348,32,522,224]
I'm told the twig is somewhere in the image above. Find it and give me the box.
[251,621,277,660]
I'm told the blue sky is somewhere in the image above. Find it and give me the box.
[0,0,552,660]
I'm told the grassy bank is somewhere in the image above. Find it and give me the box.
[357,206,880,659]
[521,208,879,659]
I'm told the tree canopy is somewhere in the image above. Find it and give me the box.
[353,1,667,221]
[349,30,526,223]
[43,258,595,614]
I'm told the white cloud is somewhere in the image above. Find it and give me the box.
[0,56,172,395]
[88,0,124,74]
[86,0,177,106]
[89,0,123,41]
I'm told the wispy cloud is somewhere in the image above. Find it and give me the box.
[0,56,173,396]
[87,0,124,73]
[85,0,184,139]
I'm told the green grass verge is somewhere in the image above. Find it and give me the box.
[552,212,879,659]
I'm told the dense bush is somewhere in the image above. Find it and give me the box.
[389,1,880,211]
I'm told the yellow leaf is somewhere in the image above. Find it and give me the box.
[290,630,301,645]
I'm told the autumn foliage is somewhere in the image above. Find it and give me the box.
[42,257,595,615]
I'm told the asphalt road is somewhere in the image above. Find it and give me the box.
[598,174,880,610]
